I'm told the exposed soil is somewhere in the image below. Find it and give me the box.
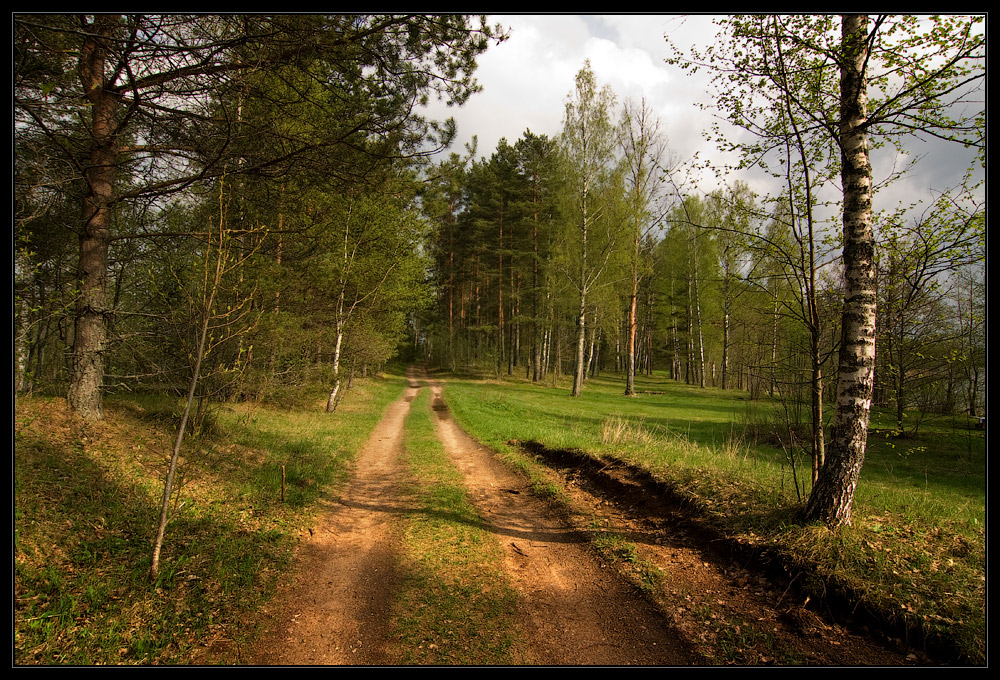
[247,369,920,666]
[248,375,420,665]
[427,380,695,665]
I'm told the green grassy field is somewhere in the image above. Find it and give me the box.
[13,365,986,665]
[14,374,407,665]
[439,368,986,664]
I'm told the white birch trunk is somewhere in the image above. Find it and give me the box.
[805,14,876,528]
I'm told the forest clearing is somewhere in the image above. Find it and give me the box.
[15,14,984,667]
[14,366,985,665]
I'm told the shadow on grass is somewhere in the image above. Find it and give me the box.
[14,411,296,664]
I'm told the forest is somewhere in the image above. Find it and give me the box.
[15,13,984,514]
[13,14,986,665]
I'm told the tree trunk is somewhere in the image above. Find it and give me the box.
[670,275,679,381]
[448,200,456,372]
[571,296,587,396]
[532,222,542,382]
[586,322,599,378]
[497,207,504,379]
[325,315,345,412]
[805,14,876,528]
[693,254,706,389]
[555,320,563,382]
[811,337,826,484]
[68,16,120,421]
[572,180,590,397]
[510,269,520,375]
[625,260,639,396]
[644,288,655,377]
[686,273,694,385]
[770,292,779,398]
[721,294,731,390]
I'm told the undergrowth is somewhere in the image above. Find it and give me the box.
[14,375,405,665]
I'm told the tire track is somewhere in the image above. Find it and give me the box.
[426,378,697,665]
[250,374,421,665]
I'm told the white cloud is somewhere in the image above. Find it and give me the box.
[434,14,733,187]
[424,14,980,210]
[423,15,590,159]
[437,15,700,164]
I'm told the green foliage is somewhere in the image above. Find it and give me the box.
[14,13,507,416]
[421,127,567,378]
[874,187,986,429]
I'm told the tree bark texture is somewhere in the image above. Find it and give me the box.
[571,181,590,398]
[625,281,638,396]
[805,14,876,528]
[67,16,120,420]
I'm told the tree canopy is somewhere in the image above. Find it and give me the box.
[14,14,984,534]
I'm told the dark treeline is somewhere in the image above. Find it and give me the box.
[15,14,505,421]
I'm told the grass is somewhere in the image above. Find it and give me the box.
[589,532,665,596]
[14,374,406,665]
[13,365,986,665]
[438,368,986,664]
[392,386,523,665]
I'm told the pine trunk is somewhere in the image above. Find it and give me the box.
[68,16,120,421]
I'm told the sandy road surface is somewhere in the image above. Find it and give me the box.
[250,375,420,665]
[427,379,696,665]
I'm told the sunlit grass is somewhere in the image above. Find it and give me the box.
[393,387,522,665]
[439,368,986,663]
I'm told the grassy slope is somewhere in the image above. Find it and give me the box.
[14,372,521,666]
[440,369,986,664]
[14,374,406,665]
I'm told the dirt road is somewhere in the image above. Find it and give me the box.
[249,375,420,665]
[249,369,912,666]
[427,380,695,665]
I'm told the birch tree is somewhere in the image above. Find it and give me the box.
[619,98,671,396]
[669,13,984,528]
[321,186,427,412]
[802,16,877,526]
[559,62,623,397]
[804,15,982,526]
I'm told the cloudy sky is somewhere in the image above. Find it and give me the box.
[428,15,720,183]
[423,14,983,218]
